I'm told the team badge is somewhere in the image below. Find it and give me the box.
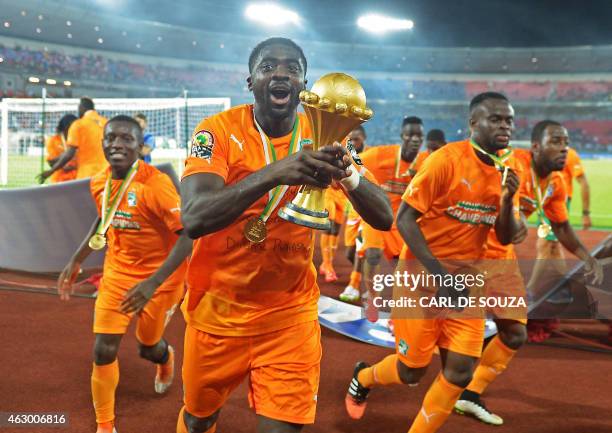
[399,339,409,355]
[346,139,363,166]
[127,191,137,207]
[191,130,215,162]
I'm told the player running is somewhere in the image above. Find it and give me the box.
[177,37,393,433]
[345,92,521,433]
[58,115,192,433]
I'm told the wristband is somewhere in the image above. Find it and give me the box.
[583,210,591,216]
[340,169,360,191]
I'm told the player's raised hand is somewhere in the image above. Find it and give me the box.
[584,256,604,286]
[501,168,520,201]
[57,260,81,301]
[264,148,349,188]
[120,278,158,314]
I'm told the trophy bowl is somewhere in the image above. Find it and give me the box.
[278,73,373,230]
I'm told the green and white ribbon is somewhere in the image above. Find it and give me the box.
[95,160,139,237]
[253,115,301,223]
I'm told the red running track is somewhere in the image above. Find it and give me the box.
[0,228,611,432]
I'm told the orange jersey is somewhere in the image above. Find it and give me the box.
[360,144,419,215]
[483,151,525,259]
[561,147,585,199]
[401,139,506,260]
[90,162,185,291]
[45,134,77,183]
[514,149,569,224]
[412,150,431,175]
[182,104,326,337]
[67,110,108,179]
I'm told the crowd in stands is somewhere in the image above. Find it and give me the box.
[1,43,611,149]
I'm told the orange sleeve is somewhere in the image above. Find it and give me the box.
[182,117,229,181]
[146,173,183,234]
[401,150,451,215]
[66,120,81,149]
[543,176,569,223]
[568,150,585,179]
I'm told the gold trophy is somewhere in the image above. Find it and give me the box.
[278,73,373,230]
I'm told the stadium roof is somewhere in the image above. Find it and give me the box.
[55,0,612,48]
[2,0,612,74]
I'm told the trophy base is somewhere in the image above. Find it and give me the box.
[278,202,331,230]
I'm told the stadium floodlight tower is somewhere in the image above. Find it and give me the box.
[357,14,414,34]
[245,3,301,26]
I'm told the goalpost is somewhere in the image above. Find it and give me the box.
[0,95,231,187]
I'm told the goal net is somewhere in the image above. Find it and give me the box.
[0,96,231,187]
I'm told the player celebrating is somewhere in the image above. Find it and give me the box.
[58,116,192,433]
[178,37,393,433]
[345,92,521,433]
[44,114,78,183]
[455,119,603,425]
[38,97,108,182]
[358,116,424,318]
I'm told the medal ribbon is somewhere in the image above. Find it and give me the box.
[530,162,551,226]
[394,146,418,178]
[470,139,512,170]
[254,115,301,223]
[95,160,139,237]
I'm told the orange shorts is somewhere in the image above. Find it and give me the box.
[482,255,528,324]
[361,223,403,259]
[393,318,485,368]
[93,277,184,345]
[183,320,321,424]
[325,189,347,225]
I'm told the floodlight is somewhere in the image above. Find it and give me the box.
[357,14,414,34]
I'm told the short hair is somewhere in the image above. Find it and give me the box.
[402,116,423,128]
[426,129,446,142]
[79,97,94,111]
[57,113,77,135]
[531,120,562,143]
[248,37,307,74]
[352,125,366,136]
[469,92,508,112]
[105,115,143,142]
[134,113,147,122]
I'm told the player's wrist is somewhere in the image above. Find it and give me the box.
[582,210,590,216]
[339,169,360,191]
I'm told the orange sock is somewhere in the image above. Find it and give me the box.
[467,335,516,394]
[357,354,402,388]
[320,234,330,269]
[91,360,119,424]
[408,373,463,433]
[329,234,339,264]
[349,271,362,288]
[176,406,216,433]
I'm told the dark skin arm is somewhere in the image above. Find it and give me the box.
[37,146,76,183]
[120,230,192,314]
[344,176,393,231]
[551,220,603,284]
[396,203,447,276]
[57,216,99,300]
[576,175,591,229]
[493,168,521,245]
[181,146,350,239]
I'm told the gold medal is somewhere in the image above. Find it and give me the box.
[537,223,552,239]
[88,233,107,250]
[244,217,267,243]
